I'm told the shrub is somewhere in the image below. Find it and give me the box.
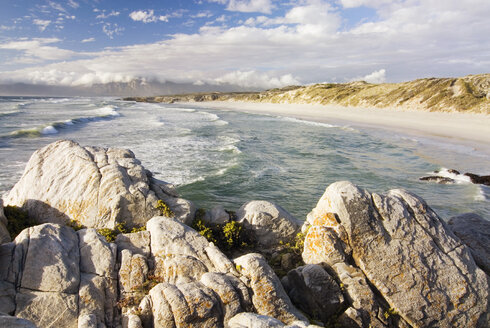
[156,200,174,218]
[4,205,38,239]
[67,219,85,231]
[97,221,146,243]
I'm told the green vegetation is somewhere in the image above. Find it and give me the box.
[67,219,85,231]
[97,222,146,243]
[156,199,174,218]
[4,205,37,239]
[117,274,164,310]
[384,307,399,319]
[191,208,253,255]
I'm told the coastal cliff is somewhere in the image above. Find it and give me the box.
[0,141,489,328]
[125,74,490,114]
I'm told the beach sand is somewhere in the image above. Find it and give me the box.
[186,101,490,157]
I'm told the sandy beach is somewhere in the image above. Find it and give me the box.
[188,101,490,157]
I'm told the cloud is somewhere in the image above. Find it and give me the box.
[96,10,120,20]
[102,23,124,39]
[354,69,386,83]
[1,0,489,88]
[67,0,79,9]
[0,38,75,62]
[129,10,168,23]
[226,0,274,14]
[33,19,51,32]
[81,37,95,43]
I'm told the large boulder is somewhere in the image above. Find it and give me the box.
[448,212,490,275]
[237,201,302,248]
[0,199,11,244]
[3,140,194,229]
[233,253,308,325]
[304,181,489,328]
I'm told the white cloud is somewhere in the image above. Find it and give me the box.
[67,0,79,9]
[96,10,120,20]
[354,69,386,83]
[33,19,51,32]
[102,23,124,39]
[0,38,75,62]
[1,0,489,88]
[226,0,274,14]
[81,37,95,43]
[129,10,168,23]
[340,0,394,9]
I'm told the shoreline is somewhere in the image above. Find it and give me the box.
[184,100,490,157]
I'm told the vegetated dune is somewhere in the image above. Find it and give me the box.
[126,74,490,114]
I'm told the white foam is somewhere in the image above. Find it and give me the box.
[281,116,338,128]
[42,125,59,135]
[96,105,120,117]
[475,185,489,201]
[433,168,472,184]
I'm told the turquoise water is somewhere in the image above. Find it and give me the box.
[0,96,488,220]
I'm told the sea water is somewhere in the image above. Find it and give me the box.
[0,96,488,220]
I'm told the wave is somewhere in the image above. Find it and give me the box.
[430,167,472,184]
[0,110,20,118]
[280,116,339,128]
[4,105,121,139]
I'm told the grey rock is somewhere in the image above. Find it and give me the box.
[19,224,80,293]
[200,272,253,323]
[15,288,78,328]
[0,199,10,244]
[448,212,490,275]
[203,205,230,225]
[78,314,97,328]
[0,313,37,328]
[115,231,151,258]
[78,273,117,327]
[308,181,489,328]
[122,314,143,328]
[4,140,193,229]
[119,250,148,295]
[154,254,208,284]
[283,264,344,323]
[0,281,15,315]
[228,312,285,328]
[237,201,302,248]
[78,228,117,278]
[233,253,308,325]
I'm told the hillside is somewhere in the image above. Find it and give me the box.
[126,74,490,114]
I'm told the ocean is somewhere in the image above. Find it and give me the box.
[0,96,488,220]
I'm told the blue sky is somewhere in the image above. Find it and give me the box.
[0,0,489,89]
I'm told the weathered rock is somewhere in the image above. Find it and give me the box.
[200,272,253,323]
[233,253,308,325]
[464,172,490,186]
[154,254,208,284]
[0,199,10,244]
[78,273,117,327]
[78,228,117,278]
[4,140,194,228]
[0,281,15,314]
[228,312,285,328]
[448,212,490,275]
[0,313,37,328]
[122,314,143,328]
[237,200,302,248]
[307,181,489,328]
[19,224,80,293]
[282,264,344,323]
[148,282,224,327]
[203,205,230,225]
[15,288,78,328]
[78,313,97,328]
[119,250,149,295]
[116,231,151,258]
[419,176,455,184]
[147,216,235,275]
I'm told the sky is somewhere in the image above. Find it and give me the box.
[0,0,489,89]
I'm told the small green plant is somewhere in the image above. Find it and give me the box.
[221,221,243,250]
[156,200,174,218]
[67,219,85,231]
[192,211,217,244]
[4,205,38,239]
[384,307,398,319]
[97,221,145,242]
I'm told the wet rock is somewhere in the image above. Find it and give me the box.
[4,140,194,229]
[419,176,455,184]
[237,200,302,248]
[282,264,345,323]
[448,212,490,275]
[233,253,308,325]
[464,172,490,186]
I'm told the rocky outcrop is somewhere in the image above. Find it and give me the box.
[448,212,490,275]
[3,140,195,229]
[0,199,10,244]
[303,181,489,328]
[237,201,302,248]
